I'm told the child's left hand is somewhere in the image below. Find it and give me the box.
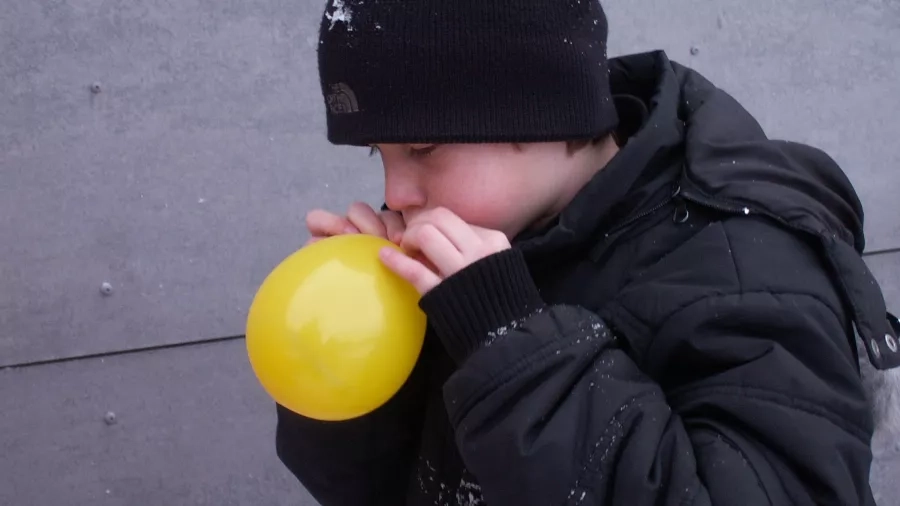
[378,207,511,295]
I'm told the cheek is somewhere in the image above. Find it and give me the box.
[427,170,529,231]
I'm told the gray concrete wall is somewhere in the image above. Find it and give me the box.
[1,0,898,504]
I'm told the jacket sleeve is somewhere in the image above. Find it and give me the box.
[418,248,875,506]
[274,336,433,506]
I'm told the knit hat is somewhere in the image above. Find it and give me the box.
[316,0,618,146]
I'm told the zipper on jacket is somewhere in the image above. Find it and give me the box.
[603,184,683,240]
[590,184,684,261]
[672,189,690,224]
[592,183,759,262]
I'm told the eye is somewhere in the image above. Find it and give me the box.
[408,144,437,158]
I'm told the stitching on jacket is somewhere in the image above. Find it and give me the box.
[670,384,869,442]
[668,289,845,340]
[567,391,659,504]
[655,290,861,430]
[719,221,743,288]
[821,241,872,346]
[692,427,775,505]
[451,323,606,426]
[651,289,843,336]
[613,213,845,333]
[611,289,845,369]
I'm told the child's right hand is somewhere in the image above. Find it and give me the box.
[305,202,405,246]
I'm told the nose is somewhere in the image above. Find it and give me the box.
[383,163,425,212]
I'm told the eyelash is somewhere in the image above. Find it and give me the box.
[409,145,436,157]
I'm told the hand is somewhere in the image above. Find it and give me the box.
[379,207,511,295]
[305,202,405,246]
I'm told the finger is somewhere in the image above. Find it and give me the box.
[380,211,406,244]
[411,251,440,274]
[347,202,388,238]
[306,209,359,236]
[409,207,480,254]
[379,247,441,295]
[470,224,513,250]
[402,223,466,277]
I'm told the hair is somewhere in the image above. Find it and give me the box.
[369,133,616,157]
[566,135,608,154]
[518,133,615,155]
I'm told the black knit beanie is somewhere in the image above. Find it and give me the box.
[316,0,618,146]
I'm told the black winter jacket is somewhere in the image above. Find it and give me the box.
[275,51,900,506]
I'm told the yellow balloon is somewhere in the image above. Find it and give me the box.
[246,234,427,421]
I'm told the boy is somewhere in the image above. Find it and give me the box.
[276,1,900,505]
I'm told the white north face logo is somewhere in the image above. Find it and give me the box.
[326,82,359,114]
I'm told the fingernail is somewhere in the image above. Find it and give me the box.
[344,226,359,234]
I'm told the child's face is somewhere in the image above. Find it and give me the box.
[373,141,611,239]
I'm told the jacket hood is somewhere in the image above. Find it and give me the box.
[518,50,900,435]
[518,50,867,256]
[671,56,867,253]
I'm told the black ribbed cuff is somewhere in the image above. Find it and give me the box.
[418,248,546,364]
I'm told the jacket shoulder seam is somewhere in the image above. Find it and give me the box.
[719,220,743,287]
[653,289,844,342]
[655,292,864,438]
[669,383,869,443]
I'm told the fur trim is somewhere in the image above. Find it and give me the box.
[858,339,900,438]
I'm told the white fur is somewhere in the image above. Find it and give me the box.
[857,338,900,439]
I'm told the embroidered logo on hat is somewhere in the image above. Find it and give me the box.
[326,83,359,114]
